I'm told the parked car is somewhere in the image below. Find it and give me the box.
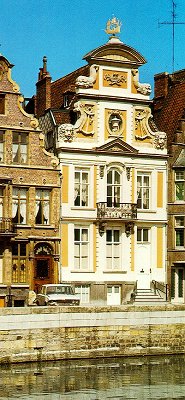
[35,284,80,306]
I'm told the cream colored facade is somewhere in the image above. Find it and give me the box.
[55,30,167,305]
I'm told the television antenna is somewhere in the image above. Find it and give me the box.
[159,0,185,72]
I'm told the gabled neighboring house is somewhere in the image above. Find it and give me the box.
[31,20,168,305]
[0,54,60,306]
[153,69,185,303]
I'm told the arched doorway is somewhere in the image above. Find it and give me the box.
[34,243,54,293]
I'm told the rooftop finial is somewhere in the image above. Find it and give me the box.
[105,16,122,39]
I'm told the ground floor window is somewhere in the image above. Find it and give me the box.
[12,242,27,283]
[75,285,90,303]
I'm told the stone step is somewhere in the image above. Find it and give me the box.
[134,288,166,303]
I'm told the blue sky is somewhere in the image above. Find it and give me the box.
[1,0,185,98]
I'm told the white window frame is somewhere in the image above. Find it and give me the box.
[74,227,89,270]
[107,168,121,207]
[35,189,50,225]
[137,172,151,210]
[12,187,27,224]
[106,228,121,270]
[137,227,150,243]
[74,168,90,207]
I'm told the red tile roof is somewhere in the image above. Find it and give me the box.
[154,81,185,145]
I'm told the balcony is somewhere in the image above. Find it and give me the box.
[97,202,137,220]
[0,218,15,235]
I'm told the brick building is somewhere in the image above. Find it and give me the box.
[153,69,185,303]
[0,54,61,306]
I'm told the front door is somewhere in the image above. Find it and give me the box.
[171,267,184,303]
[136,245,151,289]
[34,256,52,293]
[107,285,121,305]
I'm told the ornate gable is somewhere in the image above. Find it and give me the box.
[94,138,138,154]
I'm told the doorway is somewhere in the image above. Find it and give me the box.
[171,267,184,303]
[34,243,53,293]
[107,285,121,305]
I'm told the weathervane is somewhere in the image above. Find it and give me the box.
[159,0,185,72]
[105,17,122,38]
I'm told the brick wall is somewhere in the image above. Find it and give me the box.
[1,305,185,363]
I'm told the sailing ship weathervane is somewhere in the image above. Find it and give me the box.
[105,17,122,38]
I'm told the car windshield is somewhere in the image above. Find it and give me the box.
[46,286,74,295]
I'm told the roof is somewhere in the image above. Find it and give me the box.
[51,65,88,109]
[153,81,185,145]
[83,39,147,66]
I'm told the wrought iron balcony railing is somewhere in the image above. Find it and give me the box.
[0,218,14,234]
[97,202,137,220]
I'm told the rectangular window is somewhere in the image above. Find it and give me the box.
[0,94,5,114]
[12,132,28,164]
[74,169,89,206]
[0,131,4,162]
[35,189,50,225]
[74,227,89,270]
[175,170,185,201]
[137,173,150,209]
[12,188,27,224]
[106,229,121,270]
[175,217,185,247]
[137,228,149,242]
[75,285,90,303]
[12,243,27,283]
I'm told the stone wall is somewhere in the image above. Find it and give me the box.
[1,304,185,364]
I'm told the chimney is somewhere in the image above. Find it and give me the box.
[36,56,51,118]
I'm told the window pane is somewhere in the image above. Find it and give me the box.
[176,171,184,180]
[176,230,184,246]
[137,228,142,241]
[74,229,80,242]
[178,269,183,297]
[107,171,112,184]
[143,229,148,242]
[176,182,184,200]
[176,217,184,227]
[106,230,112,242]
[114,230,119,242]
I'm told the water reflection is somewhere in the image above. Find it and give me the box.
[0,355,185,399]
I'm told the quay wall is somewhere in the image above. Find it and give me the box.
[1,304,185,364]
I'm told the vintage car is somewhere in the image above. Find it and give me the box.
[35,284,80,306]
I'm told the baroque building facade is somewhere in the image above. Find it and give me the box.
[31,21,168,305]
[0,55,60,306]
[153,69,185,303]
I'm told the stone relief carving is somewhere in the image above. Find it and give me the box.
[57,101,96,142]
[58,123,75,142]
[106,110,124,137]
[104,72,127,86]
[154,131,167,149]
[132,69,151,95]
[75,64,99,88]
[134,106,167,149]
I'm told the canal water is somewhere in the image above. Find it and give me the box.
[0,355,185,399]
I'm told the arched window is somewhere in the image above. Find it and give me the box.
[107,169,121,207]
